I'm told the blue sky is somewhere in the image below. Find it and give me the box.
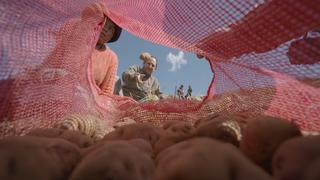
[108,30,213,96]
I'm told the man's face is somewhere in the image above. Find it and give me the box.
[97,18,115,45]
[143,60,156,75]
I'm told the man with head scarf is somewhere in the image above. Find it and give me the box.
[122,52,163,102]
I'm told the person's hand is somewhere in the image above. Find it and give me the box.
[196,53,211,61]
[135,73,145,84]
[196,54,205,59]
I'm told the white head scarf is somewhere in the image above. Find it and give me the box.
[140,52,157,66]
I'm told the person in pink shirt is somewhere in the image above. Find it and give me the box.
[91,15,122,95]
[45,3,123,96]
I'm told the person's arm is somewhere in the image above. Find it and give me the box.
[99,50,118,95]
[122,65,141,83]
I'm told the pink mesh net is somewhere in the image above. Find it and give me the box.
[0,0,319,136]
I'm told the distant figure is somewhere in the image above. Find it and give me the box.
[185,85,192,99]
[122,52,163,102]
[177,85,184,99]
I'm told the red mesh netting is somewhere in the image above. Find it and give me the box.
[0,0,319,136]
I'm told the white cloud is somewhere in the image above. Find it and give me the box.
[166,51,187,72]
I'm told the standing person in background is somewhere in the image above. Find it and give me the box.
[122,52,164,102]
[177,85,184,99]
[185,85,193,99]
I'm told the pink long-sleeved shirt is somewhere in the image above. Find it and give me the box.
[91,47,118,95]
